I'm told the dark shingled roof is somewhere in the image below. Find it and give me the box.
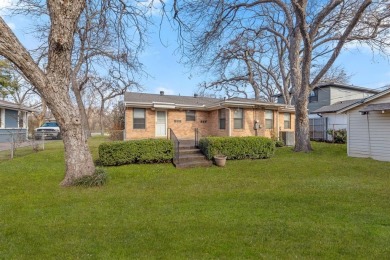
[360,103,390,112]
[124,92,221,107]
[312,99,362,114]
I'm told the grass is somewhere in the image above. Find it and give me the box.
[1,137,390,258]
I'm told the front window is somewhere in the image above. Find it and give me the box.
[186,110,196,121]
[309,89,318,102]
[234,108,244,129]
[219,109,226,129]
[133,108,146,129]
[265,110,274,129]
[284,113,291,129]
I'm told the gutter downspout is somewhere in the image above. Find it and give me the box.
[226,107,232,137]
[276,110,280,140]
[123,104,127,141]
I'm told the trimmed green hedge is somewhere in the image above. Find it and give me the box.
[98,139,174,166]
[199,136,275,160]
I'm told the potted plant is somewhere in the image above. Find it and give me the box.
[214,154,227,167]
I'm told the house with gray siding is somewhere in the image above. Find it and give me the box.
[338,88,390,162]
[0,100,35,143]
[276,82,379,113]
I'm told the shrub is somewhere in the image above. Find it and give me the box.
[327,129,347,143]
[275,139,285,147]
[198,136,275,160]
[98,139,174,166]
[73,168,108,187]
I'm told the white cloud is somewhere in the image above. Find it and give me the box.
[0,0,16,14]
[138,0,169,16]
[155,86,175,95]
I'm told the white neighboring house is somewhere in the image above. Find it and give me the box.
[338,88,390,162]
[0,100,35,143]
[312,99,361,141]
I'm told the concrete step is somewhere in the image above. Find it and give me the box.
[174,160,213,169]
[179,153,209,163]
[179,148,203,155]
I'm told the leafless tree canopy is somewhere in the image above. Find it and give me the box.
[0,0,154,185]
[172,0,390,151]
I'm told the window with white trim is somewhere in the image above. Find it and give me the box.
[219,109,226,129]
[234,108,244,129]
[186,110,196,121]
[265,110,274,129]
[133,108,146,129]
[284,113,291,129]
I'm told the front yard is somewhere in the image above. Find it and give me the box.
[0,138,389,258]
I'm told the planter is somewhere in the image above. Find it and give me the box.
[214,155,227,167]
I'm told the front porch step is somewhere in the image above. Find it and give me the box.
[173,142,212,168]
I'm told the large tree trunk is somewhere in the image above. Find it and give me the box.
[0,1,95,186]
[294,86,312,152]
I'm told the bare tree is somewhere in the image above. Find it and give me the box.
[89,76,137,135]
[0,0,95,185]
[0,0,153,185]
[10,0,147,138]
[172,0,390,152]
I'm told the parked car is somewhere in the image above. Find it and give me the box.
[34,121,61,140]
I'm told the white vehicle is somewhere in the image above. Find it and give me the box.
[34,121,61,140]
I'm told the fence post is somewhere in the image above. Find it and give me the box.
[10,133,14,159]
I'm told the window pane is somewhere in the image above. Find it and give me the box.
[284,113,291,129]
[134,108,145,118]
[265,110,273,119]
[219,109,226,129]
[265,119,273,129]
[186,110,195,121]
[233,108,243,129]
[219,119,226,129]
[234,119,243,129]
[133,108,145,129]
[265,110,273,129]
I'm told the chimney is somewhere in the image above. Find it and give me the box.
[160,91,164,96]
[194,93,198,98]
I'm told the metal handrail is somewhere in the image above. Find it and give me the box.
[195,128,199,148]
[169,128,180,165]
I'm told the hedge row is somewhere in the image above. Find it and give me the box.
[198,136,275,160]
[98,139,173,166]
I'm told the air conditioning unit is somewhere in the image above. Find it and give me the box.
[281,131,295,146]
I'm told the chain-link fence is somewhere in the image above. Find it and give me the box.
[309,118,347,142]
[0,129,125,161]
[0,131,54,161]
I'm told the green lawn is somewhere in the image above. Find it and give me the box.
[1,137,390,259]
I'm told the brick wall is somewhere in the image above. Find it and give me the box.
[125,107,295,140]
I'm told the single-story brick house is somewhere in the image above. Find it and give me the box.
[124,92,295,144]
[338,88,390,161]
[0,100,35,143]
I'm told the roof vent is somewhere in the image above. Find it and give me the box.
[194,93,198,98]
[160,91,164,96]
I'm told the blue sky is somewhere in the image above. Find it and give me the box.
[140,22,390,96]
[1,1,389,97]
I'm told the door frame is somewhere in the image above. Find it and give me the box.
[155,110,167,137]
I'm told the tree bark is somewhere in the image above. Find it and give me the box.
[72,80,91,138]
[0,1,95,186]
[294,85,312,152]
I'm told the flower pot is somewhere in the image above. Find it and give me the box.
[214,155,227,167]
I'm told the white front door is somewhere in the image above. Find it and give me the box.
[155,111,167,137]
